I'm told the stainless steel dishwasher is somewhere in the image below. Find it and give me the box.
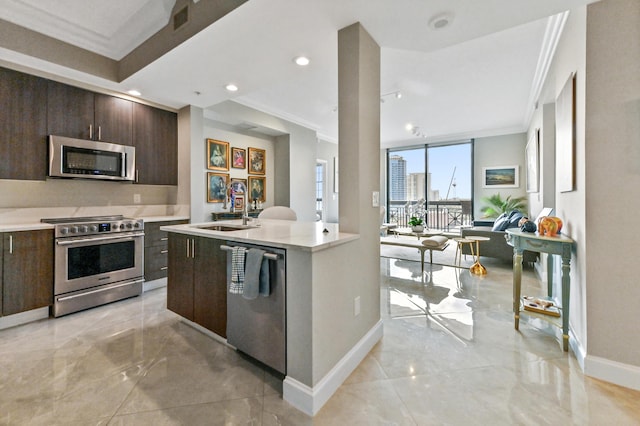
[223,242,286,375]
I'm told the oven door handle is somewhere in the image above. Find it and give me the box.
[56,232,144,246]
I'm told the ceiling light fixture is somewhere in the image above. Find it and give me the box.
[127,90,141,96]
[429,13,453,30]
[294,56,310,66]
[407,124,427,139]
[225,83,238,92]
[381,91,402,103]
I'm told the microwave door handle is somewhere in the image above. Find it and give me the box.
[122,153,126,178]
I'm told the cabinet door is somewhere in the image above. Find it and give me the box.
[193,237,227,337]
[0,67,48,180]
[47,80,94,139]
[166,234,194,320]
[94,93,132,145]
[2,230,53,316]
[133,103,178,185]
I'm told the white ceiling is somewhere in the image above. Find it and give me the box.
[0,0,598,148]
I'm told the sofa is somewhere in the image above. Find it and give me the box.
[460,212,538,264]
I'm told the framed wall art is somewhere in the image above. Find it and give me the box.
[206,172,229,203]
[248,147,265,175]
[231,147,246,169]
[207,139,229,171]
[230,178,247,194]
[248,176,266,202]
[482,165,519,188]
[525,129,539,193]
[233,195,245,212]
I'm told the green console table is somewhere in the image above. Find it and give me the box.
[505,228,575,351]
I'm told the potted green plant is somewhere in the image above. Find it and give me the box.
[408,216,424,232]
[480,193,527,219]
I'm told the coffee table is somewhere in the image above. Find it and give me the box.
[392,227,443,240]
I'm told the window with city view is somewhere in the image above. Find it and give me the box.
[387,141,473,232]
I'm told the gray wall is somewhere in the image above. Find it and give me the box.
[473,133,528,219]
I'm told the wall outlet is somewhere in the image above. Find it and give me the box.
[354,296,361,317]
[134,194,141,204]
[372,191,379,207]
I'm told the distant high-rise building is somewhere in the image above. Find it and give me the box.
[407,172,425,201]
[389,155,406,201]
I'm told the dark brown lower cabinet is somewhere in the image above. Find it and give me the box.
[167,234,227,337]
[2,230,53,316]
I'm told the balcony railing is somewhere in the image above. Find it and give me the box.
[387,200,473,233]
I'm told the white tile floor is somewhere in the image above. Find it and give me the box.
[1,257,639,425]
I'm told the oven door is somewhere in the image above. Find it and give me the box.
[54,231,144,295]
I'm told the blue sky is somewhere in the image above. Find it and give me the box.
[397,143,471,200]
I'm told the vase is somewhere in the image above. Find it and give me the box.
[411,225,424,233]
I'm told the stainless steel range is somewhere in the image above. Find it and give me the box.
[41,215,144,317]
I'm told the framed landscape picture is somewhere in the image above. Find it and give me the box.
[207,139,229,171]
[248,176,266,202]
[248,147,265,175]
[207,172,229,203]
[231,147,246,169]
[482,165,519,188]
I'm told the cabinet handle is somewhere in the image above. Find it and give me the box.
[9,235,13,254]
[89,124,93,140]
[191,238,195,258]
[98,125,101,141]
[186,239,190,258]
[135,170,139,183]
[160,237,168,241]
[160,250,168,254]
[160,266,168,271]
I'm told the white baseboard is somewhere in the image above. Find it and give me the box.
[0,307,49,330]
[283,320,384,416]
[584,354,640,391]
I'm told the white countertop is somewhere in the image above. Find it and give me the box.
[161,220,359,252]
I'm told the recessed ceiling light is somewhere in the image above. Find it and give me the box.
[225,84,238,92]
[128,90,141,96]
[294,56,310,66]
[429,13,453,30]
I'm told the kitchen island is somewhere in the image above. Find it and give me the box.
[161,219,383,415]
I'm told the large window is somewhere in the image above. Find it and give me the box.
[386,141,473,231]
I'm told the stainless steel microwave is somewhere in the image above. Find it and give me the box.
[48,135,135,181]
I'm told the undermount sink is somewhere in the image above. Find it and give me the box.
[195,224,256,232]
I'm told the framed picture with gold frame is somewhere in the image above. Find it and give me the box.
[230,178,247,195]
[248,176,265,203]
[207,139,229,171]
[233,195,245,212]
[248,147,265,175]
[207,172,229,203]
[231,147,246,169]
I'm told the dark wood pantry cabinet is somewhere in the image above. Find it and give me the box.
[133,103,178,185]
[0,67,48,180]
[167,234,227,337]
[1,230,53,316]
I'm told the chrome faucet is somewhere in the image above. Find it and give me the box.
[235,182,250,225]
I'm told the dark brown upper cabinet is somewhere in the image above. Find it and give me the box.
[47,80,133,145]
[0,67,48,180]
[133,102,178,185]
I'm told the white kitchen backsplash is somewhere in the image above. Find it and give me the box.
[0,204,189,225]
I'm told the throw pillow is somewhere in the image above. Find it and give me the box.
[507,212,524,229]
[491,213,509,231]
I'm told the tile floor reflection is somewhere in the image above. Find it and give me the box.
[1,258,639,425]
